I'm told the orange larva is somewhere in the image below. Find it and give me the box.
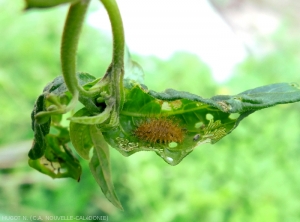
[134,118,184,144]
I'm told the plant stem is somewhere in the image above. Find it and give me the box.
[61,0,91,96]
[25,0,78,9]
[100,0,125,112]
[101,0,125,68]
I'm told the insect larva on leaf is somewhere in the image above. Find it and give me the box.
[134,117,185,144]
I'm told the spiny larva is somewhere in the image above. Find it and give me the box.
[134,118,184,144]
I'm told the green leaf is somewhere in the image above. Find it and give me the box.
[43,72,96,96]
[28,73,98,178]
[103,80,300,166]
[69,104,112,125]
[29,72,97,159]
[69,108,93,160]
[29,130,82,181]
[89,125,123,210]
[29,94,51,159]
[218,82,300,112]
[24,0,78,9]
[29,123,46,159]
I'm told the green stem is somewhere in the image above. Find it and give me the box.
[25,0,78,9]
[100,0,125,112]
[61,0,92,96]
[100,0,125,69]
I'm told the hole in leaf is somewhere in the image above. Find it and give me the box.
[166,156,174,163]
[206,113,214,120]
[195,122,204,129]
[229,113,240,119]
[59,168,67,174]
[170,100,182,109]
[168,142,178,148]
[161,102,171,111]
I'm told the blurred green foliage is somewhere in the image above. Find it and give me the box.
[1,1,300,221]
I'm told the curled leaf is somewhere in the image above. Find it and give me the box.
[29,72,96,159]
[69,104,112,125]
[29,94,51,159]
[29,131,82,181]
[69,108,93,160]
[103,80,300,165]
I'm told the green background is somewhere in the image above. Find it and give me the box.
[1,1,300,221]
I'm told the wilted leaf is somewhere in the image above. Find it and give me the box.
[29,94,51,159]
[29,131,82,181]
[29,72,96,159]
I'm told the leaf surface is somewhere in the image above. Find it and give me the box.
[29,72,96,159]
[103,80,300,165]
[29,73,96,179]
[29,127,82,181]
[89,125,123,210]
[69,108,93,160]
